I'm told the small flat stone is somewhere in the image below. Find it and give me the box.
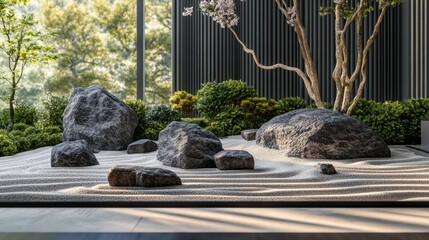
[127,139,158,154]
[51,140,99,167]
[317,163,337,175]
[214,150,254,170]
[108,165,182,187]
[241,129,259,141]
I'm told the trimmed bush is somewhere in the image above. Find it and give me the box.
[240,97,279,128]
[197,80,256,119]
[352,99,405,144]
[0,103,38,129]
[41,126,63,135]
[181,118,210,128]
[147,105,181,123]
[207,105,248,137]
[143,121,168,140]
[0,134,18,157]
[13,123,31,132]
[402,98,429,144]
[277,97,308,114]
[10,135,31,153]
[39,95,68,128]
[170,91,198,118]
[123,99,149,140]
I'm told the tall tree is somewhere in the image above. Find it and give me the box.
[144,0,172,105]
[40,0,115,95]
[187,0,401,115]
[0,0,55,132]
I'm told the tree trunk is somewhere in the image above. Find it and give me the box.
[6,85,16,133]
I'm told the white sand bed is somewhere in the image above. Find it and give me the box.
[1,136,429,202]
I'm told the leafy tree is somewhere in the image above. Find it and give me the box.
[92,0,137,99]
[40,0,115,95]
[145,0,172,105]
[0,0,56,132]
[186,0,402,115]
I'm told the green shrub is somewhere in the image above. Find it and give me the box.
[0,103,38,129]
[170,91,198,117]
[181,118,210,128]
[147,105,181,123]
[46,133,63,146]
[240,97,279,128]
[9,130,25,137]
[308,102,334,110]
[26,132,50,149]
[277,97,308,114]
[10,135,30,152]
[41,126,63,135]
[353,99,405,144]
[39,95,68,128]
[123,99,149,140]
[144,121,168,140]
[401,98,429,144]
[207,105,248,137]
[23,126,39,136]
[0,134,18,157]
[13,123,31,132]
[196,80,257,119]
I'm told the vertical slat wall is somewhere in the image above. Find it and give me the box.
[403,0,429,99]
[173,0,403,102]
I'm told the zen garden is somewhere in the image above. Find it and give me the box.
[1,0,429,203]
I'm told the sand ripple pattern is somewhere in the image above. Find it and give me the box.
[1,136,429,202]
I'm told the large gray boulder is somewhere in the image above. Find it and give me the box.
[108,165,182,187]
[51,140,99,167]
[256,108,391,159]
[62,85,138,151]
[157,121,224,169]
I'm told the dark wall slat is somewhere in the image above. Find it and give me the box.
[173,0,411,102]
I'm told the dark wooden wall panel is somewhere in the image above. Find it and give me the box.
[173,0,405,102]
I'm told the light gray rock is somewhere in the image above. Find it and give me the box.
[157,121,223,169]
[107,165,182,187]
[256,108,391,159]
[241,129,259,141]
[127,139,158,154]
[317,163,337,175]
[62,85,138,151]
[214,150,254,170]
[51,140,99,167]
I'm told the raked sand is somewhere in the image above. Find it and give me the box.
[1,136,429,202]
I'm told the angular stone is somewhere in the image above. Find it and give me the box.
[127,139,158,154]
[51,140,99,167]
[107,165,182,187]
[256,108,391,159]
[157,121,223,169]
[317,163,337,175]
[214,150,254,170]
[241,129,259,141]
[63,85,138,151]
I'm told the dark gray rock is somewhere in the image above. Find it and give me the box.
[241,129,259,141]
[157,121,224,169]
[256,108,391,159]
[51,140,99,167]
[214,150,254,170]
[317,163,337,175]
[107,165,182,187]
[62,85,138,151]
[127,139,158,154]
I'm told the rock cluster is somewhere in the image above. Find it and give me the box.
[157,122,223,169]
